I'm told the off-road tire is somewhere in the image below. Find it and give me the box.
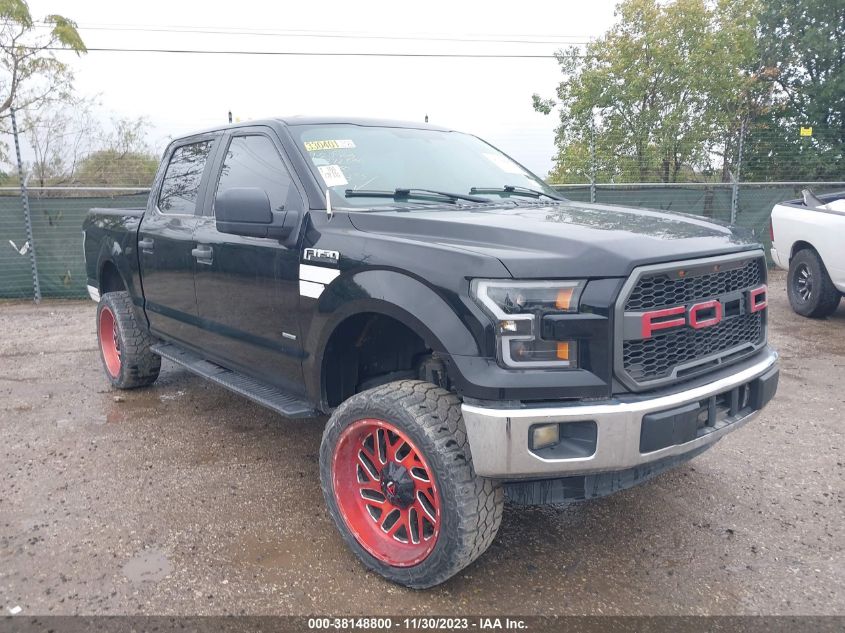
[788,248,841,318]
[97,291,161,388]
[320,380,503,588]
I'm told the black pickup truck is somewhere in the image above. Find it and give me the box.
[83,117,779,588]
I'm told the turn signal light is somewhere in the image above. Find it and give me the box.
[555,287,575,310]
[556,341,570,361]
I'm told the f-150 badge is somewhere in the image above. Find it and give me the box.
[303,248,339,266]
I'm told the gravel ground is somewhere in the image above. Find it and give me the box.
[0,270,842,616]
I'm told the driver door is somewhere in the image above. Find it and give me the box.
[192,129,307,393]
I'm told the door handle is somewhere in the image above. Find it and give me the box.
[191,245,213,264]
[138,238,154,252]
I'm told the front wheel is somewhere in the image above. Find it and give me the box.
[97,291,161,388]
[788,249,841,318]
[319,380,503,588]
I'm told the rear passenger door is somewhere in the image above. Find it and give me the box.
[192,129,307,393]
[139,135,219,344]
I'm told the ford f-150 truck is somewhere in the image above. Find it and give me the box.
[83,117,779,588]
[770,189,845,318]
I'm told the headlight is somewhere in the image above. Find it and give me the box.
[471,279,585,369]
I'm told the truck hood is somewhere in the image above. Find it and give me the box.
[347,201,760,278]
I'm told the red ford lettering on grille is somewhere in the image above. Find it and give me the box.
[640,284,767,339]
[640,305,686,338]
[688,299,723,329]
[748,284,768,313]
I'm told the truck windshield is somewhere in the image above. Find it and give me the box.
[291,124,562,207]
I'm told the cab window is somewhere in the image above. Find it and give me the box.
[158,140,214,215]
[214,135,295,216]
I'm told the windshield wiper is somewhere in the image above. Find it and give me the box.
[470,185,566,201]
[345,188,491,204]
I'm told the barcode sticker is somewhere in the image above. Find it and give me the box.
[304,139,356,151]
[318,165,348,187]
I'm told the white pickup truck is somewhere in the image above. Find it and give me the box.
[770,190,845,318]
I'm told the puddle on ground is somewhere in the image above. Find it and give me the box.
[122,549,173,583]
[105,407,126,424]
[225,531,347,578]
[159,390,186,402]
[229,535,298,569]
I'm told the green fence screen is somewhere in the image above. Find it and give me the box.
[553,182,845,262]
[0,192,148,299]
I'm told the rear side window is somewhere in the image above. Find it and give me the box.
[214,135,295,215]
[158,140,214,214]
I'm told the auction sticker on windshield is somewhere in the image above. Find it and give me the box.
[318,165,348,187]
[304,139,356,151]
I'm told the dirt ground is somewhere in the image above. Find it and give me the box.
[0,269,842,616]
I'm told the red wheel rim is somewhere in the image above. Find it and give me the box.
[332,418,441,567]
[99,306,121,378]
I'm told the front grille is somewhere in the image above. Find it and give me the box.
[617,254,767,390]
[623,312,763,382]
[625,259,763,311]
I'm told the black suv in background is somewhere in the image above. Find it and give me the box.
[83,117,779,587]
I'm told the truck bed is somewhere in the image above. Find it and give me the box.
[82,207,146,299]
[778,190,845,214]
[770,190,845,292]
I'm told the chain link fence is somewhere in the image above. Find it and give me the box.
[0,188,148,300]
[1,182,843,301]
[551,181,845,259]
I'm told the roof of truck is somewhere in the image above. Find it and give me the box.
[182,116,453,139]
[276,115,452,131]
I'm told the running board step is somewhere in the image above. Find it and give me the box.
[150,342,318,419]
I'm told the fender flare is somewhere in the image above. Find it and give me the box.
[96,238,132,290]
[95,239,146,324]
[789,239,817,260]
[302,269,483,406]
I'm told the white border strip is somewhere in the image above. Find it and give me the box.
[300,264,340,284]
[299,280,324,299]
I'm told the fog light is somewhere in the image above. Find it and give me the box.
[531,423,560,450]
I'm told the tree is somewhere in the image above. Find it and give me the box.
[24,106,160,188]
[703,0,769,183]
[743,0,845,180]
[534,0,766,184]
[73,116,159,186]
[0,0,86,116]
[23,95,98,187]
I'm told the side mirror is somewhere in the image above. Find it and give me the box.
[215,187,293,239]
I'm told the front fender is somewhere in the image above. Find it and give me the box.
[302,269,483,405]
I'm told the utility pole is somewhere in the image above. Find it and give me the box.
[730,118,747,225]
[589,118,597,204]
[10,107,41,304]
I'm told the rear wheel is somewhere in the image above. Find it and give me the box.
[320,380,503,588]
[788,249,841,318]
[97,291,161,388]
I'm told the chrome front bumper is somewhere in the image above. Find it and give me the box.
[462,348,778,479]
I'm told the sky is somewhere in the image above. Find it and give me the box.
[23,0,619,177]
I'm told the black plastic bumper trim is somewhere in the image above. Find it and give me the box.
[638,364,779,454]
